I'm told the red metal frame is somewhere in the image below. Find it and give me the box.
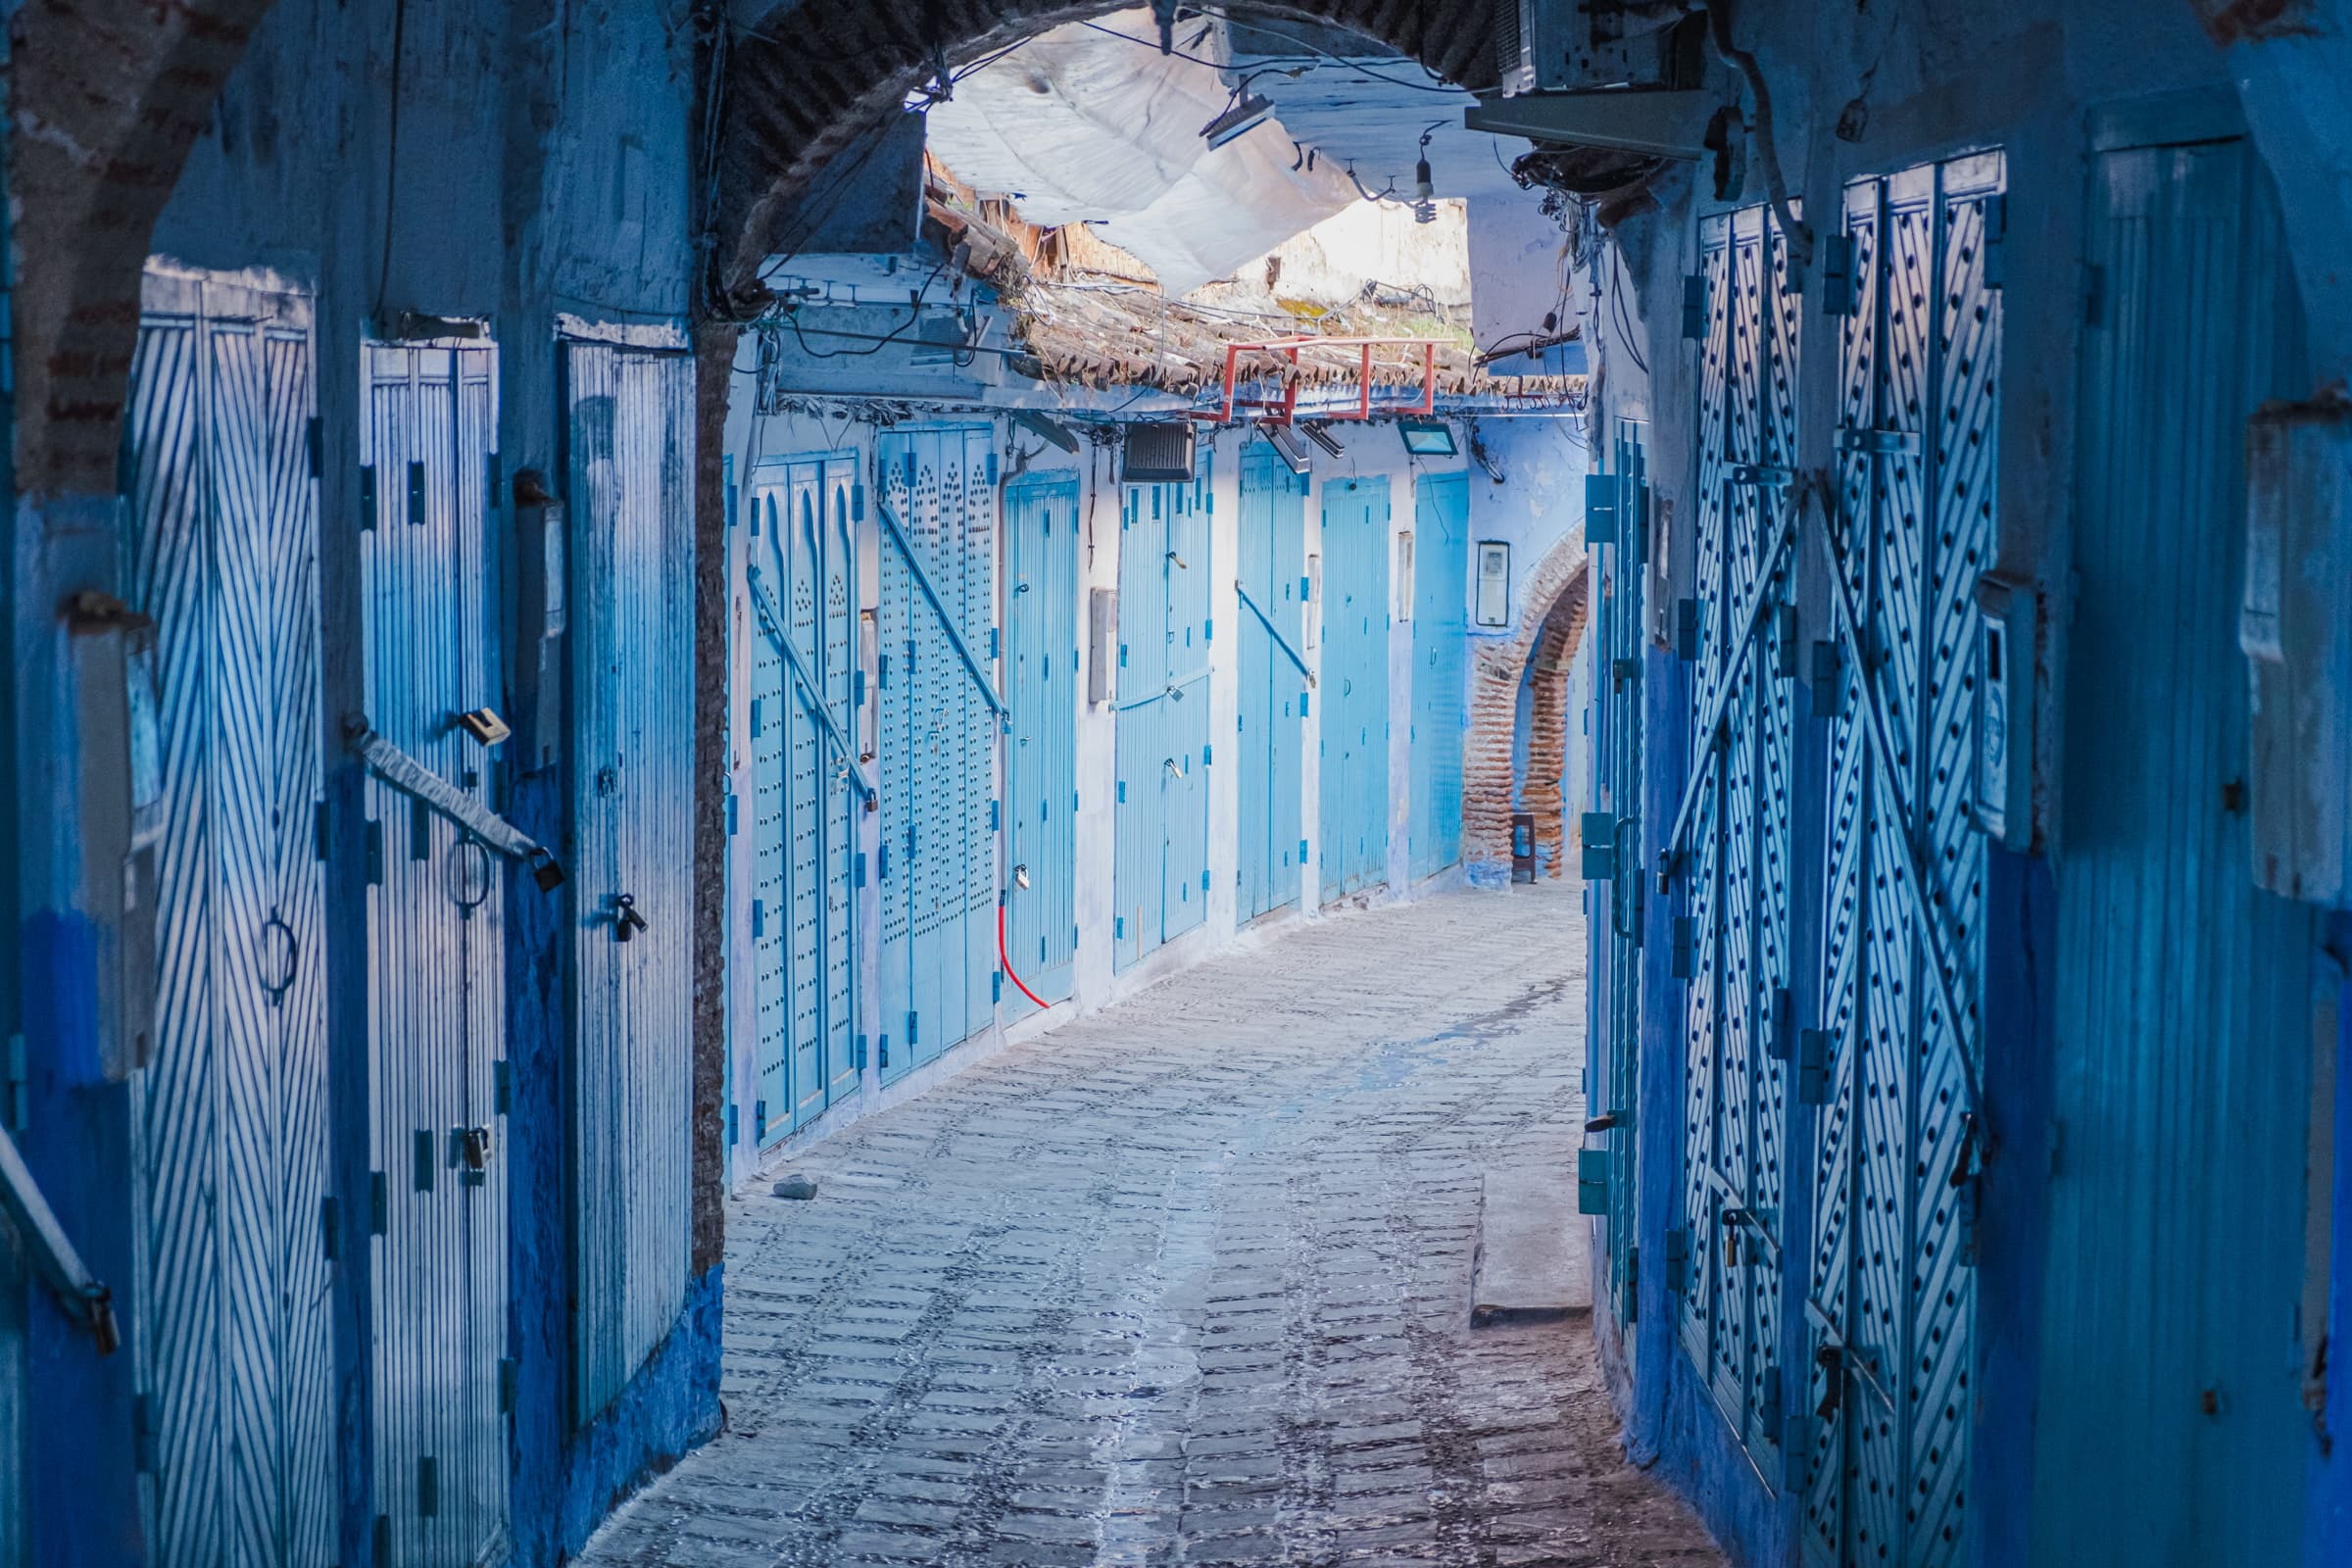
[1200,335,1441,424]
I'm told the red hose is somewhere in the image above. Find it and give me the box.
[999,901,1052,1011]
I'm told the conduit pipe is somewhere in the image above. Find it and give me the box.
[1701,0,1813,268]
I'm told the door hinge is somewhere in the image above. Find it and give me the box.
[856,852,868,889]
[486,452,502,516]
[414,1130,436,1192]
[4,1033,26,1131]
[365,818,384,885]
[1681,271,1705,340]
[361,464,377,531]
[1576,1149,1609,1215]
[2082,263,2107,327]
[1673,598,1701,662]
[320,1196,341,1262]
[1767,988,1794,1062]
[751,898,764,940]
[856,1035,869,1071]
[725,1102,738,1147]
[407,460,426,527]
[418,1455,439,1517]
[1760,1365,1785,1440]
[1774,604,1800,678]
[494,1059,512,1115]
[1820,232,1857,318]
[1797,1028,1830,1104]
[1810,641,1843,718]
[305,416,323,480]
[755,1100,767,1140]
[369,1172,389,1236]
[1299,690,1310,717]
[1665,1227,1690,1295]
[726,793,738,836]
[990,800,1001,832]
[1670,916,1694,979]
[992,970,1003,1004]
[1983,193,2006,289]
[1581,813,1619,881]
[906,1012,918,1048]
[499,1358,518,1415]
[132,1395,157,1474]
[313,800,330,860]
[410,798,431,861]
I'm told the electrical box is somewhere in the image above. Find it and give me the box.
[2242,399,2352,906]
[1491,0,1706,96]
[1087,589,1116,706]
[1972,570,2034,852]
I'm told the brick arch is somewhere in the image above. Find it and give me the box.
[1463,532,1588,882]
[718,0,1499,299]
[14,0,277,495]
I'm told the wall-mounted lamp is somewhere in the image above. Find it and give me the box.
[1301,422,1346,458]
[1397,417,1456,458]
[1261,422,1313,475]
[1201,92,1274,150]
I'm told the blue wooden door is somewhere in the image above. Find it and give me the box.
[1673,201,1803,1481]
[1318,476,1391,904]
[1802,153,2002,1568]
[361,338,510,1563]
[122,269,334,1567]
[2033,126,2317,1568]
[1113,464,1213,968]
[743,453,859,1136]
[1587,420,1650,1325]
[1237,448,1307,923]
[1409,471,1469,882]
[566,339,696,1423]
[0,1230,18,1568]
[877,426,998,1075]
[1004,472,1079,1009]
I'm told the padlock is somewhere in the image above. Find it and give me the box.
[614,893,650,943]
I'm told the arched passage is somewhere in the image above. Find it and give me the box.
[1462,531,1588,881]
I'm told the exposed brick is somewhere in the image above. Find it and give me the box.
[1463,535,1590,879]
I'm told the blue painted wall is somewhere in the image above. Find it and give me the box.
[6,1,718,1562]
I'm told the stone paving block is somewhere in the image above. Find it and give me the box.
[579,889,1721,1568]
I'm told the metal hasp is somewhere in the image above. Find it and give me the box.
[1205,335,1441,426]
[347,718,565,888]
[745,564,880,806]
[1462,89,1714,161]
[875,491,1010,727]
[0,1123,117,1350]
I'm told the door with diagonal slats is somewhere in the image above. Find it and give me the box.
[1237,448,1306,923]
[124,266,334,1568]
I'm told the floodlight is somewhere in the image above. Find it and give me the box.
[1397,417,1457,458]
[1200,92,1275,150]
[1261,422,1312,475]
[1301,422,1346,458]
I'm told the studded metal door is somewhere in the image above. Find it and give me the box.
[1587,418,1649,1325]
[567,339,696,1423]
[1004,472,1079,1009]
[2034,128,2314,1568]
[877,425,999,1075]
[1236,447,1307,923]
[1409,471,1469,883]
[362,339,509,1565]
[122,269,334,1567]
[1669,202,1803,1478]
[1803,152,2002,1568]
[1113,464,1213,969]
[1318,476,1391,904]
[744,453,860,1136]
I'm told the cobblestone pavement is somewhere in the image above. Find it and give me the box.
[583,886,1725,1568]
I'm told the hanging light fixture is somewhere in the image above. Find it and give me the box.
[1261,421,1312,476]
[1411,126,1439,223]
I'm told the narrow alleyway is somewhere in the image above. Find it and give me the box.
[581,888,1722,1568]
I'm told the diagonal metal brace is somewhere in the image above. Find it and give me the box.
[1233,581,1316,687]
[0,1122,119,1352]
[745,566,880,808]
[1814,503,1987,1131]
[1656,506,1801,887]
[347,719,565,889]
[874,492,1010,726]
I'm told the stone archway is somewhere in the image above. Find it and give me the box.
[1463,532,1588,883]
[716,1,1498,298]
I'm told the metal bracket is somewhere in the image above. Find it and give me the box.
[346,719,564,890]
[1234,582,1316,686]
[1464,89,1715,162]
[744,566,880,808]
[875,492,1010,726]
[0,1123,119,1352]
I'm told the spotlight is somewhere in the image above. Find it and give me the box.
[1397,417,1456,458]
[1261,422,1312,476]
[1201,92,1274,150]
[1301,422,1346,459]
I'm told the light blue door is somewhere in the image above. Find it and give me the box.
[1803,154,2001,1568]
[1675,199,1803,1482]
[1408,471,1469,882]
[1237,447,1307,924]
[567,339,696,1423]
[122,269,335,1567]
[1004,472,1079,1009]
[361,338,510,1563]
[1318,475,1390,904]
[877,425,999,1076]
[2034,125,2316,1568]
[1587,420,1649,1326]
[1113,462,1213,969]
[744,453,859,1136]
